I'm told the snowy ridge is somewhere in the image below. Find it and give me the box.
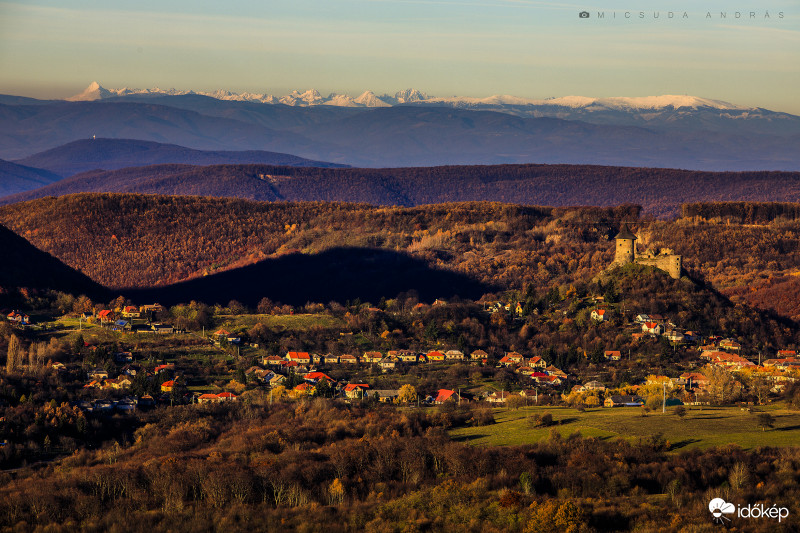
[67,82,759,112]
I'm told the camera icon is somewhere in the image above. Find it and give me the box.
[579,11,590,18]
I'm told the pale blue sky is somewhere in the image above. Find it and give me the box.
[1,0,798,112]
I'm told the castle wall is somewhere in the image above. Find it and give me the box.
[636,255,682,279]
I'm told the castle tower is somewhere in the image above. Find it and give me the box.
[614,225,637,265]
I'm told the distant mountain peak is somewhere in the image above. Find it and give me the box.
[354,90,391,107]
[394,88,429,103]
[67,81,112,102]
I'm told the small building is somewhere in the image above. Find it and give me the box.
[445,350,465,361]
[373,389,400,402]
[339,354,359,364]
[362,351,384,364]
[604,395,644,408]
[471,349,489,361]
[344,383,370,399]
[591,309,608,322]
[604,350,622,361]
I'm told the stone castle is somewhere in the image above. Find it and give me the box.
[613,225,682,279]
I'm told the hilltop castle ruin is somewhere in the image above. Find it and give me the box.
[613,225,682,279]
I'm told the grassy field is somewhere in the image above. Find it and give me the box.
[449,405,800,451]
[215,313,345,331]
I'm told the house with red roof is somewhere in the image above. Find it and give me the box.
[427,351,446,362]
[97,309,114,323]
[304,372,334,383]
[339,354,359,364]
[198,392,238,403]
[344,384,370,399]
[216,392,237,402]
[604,350,622,361]
[286,352,311,364]
[528,356,546,368]
[591,309,607,322]
[161,380,176,392]
[642,322,663,335]
[434,389,460,404]
[293,382,315,395]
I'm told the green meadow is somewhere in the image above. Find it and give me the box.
[450,405,800,451]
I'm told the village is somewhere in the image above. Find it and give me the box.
[8,290,798,417]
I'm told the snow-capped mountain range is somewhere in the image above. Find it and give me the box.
[68,81,755,113]
[68,82,427,107]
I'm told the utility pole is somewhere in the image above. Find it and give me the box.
[662,382,666,414]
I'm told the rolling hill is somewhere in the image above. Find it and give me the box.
[12,138,348,177]
[3,162,800,219]
[0,159,63,197]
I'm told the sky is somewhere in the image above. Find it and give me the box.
[1,0,798,113]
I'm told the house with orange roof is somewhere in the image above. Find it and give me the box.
[505,352,525,364]
[293,382,315,395]
[215,392,237,402]
[286,352,312,364]
[591,309,608,322]
[427,351,446,362]
[161,380,176,392]
[642,322,663,335]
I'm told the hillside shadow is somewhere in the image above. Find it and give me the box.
[0,224,108,302]
[670,438,701,450]
[124,247,496,307]
[451,434,487,442]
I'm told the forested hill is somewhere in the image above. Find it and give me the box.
[13,138,348,177]
[4,194,800,322]
[3,163,800,218]
[0,158,63,197]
